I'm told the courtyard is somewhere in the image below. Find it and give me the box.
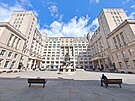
[0,70,135,101]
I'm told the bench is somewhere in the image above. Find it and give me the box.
[103,79,122,88]
[28,78,47,88]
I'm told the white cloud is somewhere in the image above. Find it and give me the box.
[123,0,129,4]
[41,0,63,20]
[0,3,25,22]
[19,0,33,8]
[48,5,58,18]
[89,18,99,31]
[33,10,38,17]
[47,2,63,20]
[128,12,135,19]
[131,5,135,9]
[40,15,92,37]
[89,0,100,4]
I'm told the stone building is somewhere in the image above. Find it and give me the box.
[0,22,26,72]
[89,8,135,73]
[41,37,92,71]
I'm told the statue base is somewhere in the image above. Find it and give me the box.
[58,65,76,74]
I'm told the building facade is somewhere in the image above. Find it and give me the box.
[27,29,47,70]
[9,11,38,69]
[107,20,135,73]
[41,37,92,71]
[0,22,26,72]
[89,8,135,73]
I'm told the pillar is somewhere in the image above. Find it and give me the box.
[98,59,102,69]
[92,61,95,69]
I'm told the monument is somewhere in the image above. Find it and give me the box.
[59,51,75,73]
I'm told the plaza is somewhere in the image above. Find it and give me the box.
[0,70,135,101]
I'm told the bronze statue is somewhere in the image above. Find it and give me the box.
[64,52,70,66]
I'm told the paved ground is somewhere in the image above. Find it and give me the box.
[0,70,135,101]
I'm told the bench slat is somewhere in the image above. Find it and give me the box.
[103,79,122,88]
[28,78,47,88]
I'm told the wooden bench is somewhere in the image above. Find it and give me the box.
[28,78,47,88]
[103,79,122,88]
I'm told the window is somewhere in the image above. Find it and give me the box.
[133,60,135,67]
[128,49,134,56]
[120,32,126,45]
[10,61,15,69]
[121,51,126,57]
[4,61,9,68]
[119,62,123,68]
[80,62,83,64]
[125,61,130,68]
[116,53,119,58]
[116,35,122,47]
[0,59,3,66]
[8,34,14,46]
[113,37,118,48]
[0,50,6,56]
[112,56,114,61]
[8,52,12,57]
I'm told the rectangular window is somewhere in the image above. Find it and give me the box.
[116,35,122,47]
[113,37,118,48]
[4,61,9,68]
[7,34,14,46]
[128,49,134,56]
[14,54,18,58]
[80,62,83,64]
[120,32,126,45]
[0,59,3,66]
[0,50,6,56]
[116,53,119,58]
[10,61,15,69]
[121,51,126,57]
[8,52,12,57]
[133,60,135,67]
[125,61,130,68]
[119,62,123,68]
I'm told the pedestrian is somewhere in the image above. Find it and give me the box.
[101,74,108,86]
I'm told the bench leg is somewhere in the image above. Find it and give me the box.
[105,83,108,88]
[119,84,121,88]
[105,84,107,88]
[43,83,45,88]
[29,83,31,87]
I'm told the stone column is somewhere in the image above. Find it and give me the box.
[13,37,18,48]
[28,59,33,69]
[92,61,95,69]
[98,59,102,69]
[16,39,21,49]
[9,35,15,47]
[34,59,37,69]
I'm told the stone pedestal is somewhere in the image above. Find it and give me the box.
[58,52,75,74]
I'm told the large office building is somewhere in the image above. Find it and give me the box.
[27,29,47,70]
[89,8,135,73]
[0,22,26,72]
[41,37,92,71]
[1,8,135,73]
[9,11,38,70]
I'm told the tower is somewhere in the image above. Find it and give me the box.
[9,11,37,69]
